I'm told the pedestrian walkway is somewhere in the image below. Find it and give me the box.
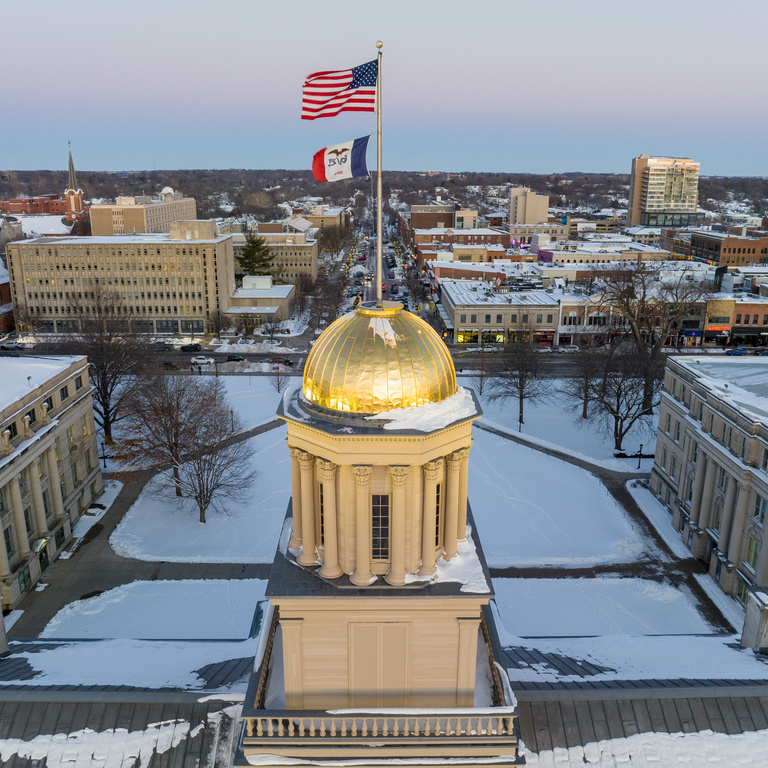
[8,419,283,640]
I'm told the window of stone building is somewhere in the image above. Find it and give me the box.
[670,455,677,480]
[522,314,528,323]
[6,422,17,439]
[674,421,681,443]
[3,526,14,556]
[510,314,517,323]
[25,408,36,425]
[371,495,389,560]
[745,536,761,571]
[753,495,767,525]
[23,508,32,534]
[18,565,31,593]
[60,385,69,402]
[434,483,442,547]
[460,314,466,323]
[662,447,668,471]
[665,413,671,433]
[470,314,476,324]
[686,475,695,502]
[75,376,83,390]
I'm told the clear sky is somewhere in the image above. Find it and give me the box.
[3,0,767,176]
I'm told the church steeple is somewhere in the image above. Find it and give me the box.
[64,142,85,223]
[66,141,79,194]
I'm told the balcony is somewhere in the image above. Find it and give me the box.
[237,606,522,766]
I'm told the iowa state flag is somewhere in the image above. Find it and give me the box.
[312,136,371,182]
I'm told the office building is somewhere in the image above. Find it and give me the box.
[509,187,549,225]
[6,220,235,335]
[627,155,700,227]
[89,187,196,235]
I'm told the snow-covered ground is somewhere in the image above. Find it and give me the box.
[219,375,289,429]
[470,429,648,567]
[467,380,659,471]
[110,427,290,563]
[41,580,266,640]
[493,577,712,637]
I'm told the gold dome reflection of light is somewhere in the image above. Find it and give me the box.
[302,302,457,415]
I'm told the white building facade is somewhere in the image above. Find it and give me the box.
[0,357,103,608]
[651,357,768,608]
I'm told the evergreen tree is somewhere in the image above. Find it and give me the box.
[237,233,278,279]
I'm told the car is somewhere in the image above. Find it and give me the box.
[226,354,246,362]
[190,355,215,365]
[0,341,25,350]
[180,343,201,352]
[553,344,579,354]
[391,286,398,295]
[353,279,363,286]
[269,357,294,367]
[725,347,747,355]
[537,346,552,353]
[755,348,768,356]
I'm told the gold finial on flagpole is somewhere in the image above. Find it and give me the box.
[376,40,383,48]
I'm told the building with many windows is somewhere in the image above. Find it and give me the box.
[509,187,549,225]
[0,357,102,608]
[627,155,700,228]
[89,187,197,235]
[6,220,235,335]
[651,357,768,608]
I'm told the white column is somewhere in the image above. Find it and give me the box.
[350,465,373,586]
[418,460,442,577]
[456,446,471,541]
[296,451,316,567]
[385,465,409,587]
[317,459,342,580]
[717,478,738,556]
[29,461,49,536]
[443,452,462,560]
[728,476,752,565]
[46,447,65,520]
[691,455,715,527]
[287,445,303,549]
[10,476,30,558]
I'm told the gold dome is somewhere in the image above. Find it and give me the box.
[302,302,456,415]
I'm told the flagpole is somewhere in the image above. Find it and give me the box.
[375,40,383,307]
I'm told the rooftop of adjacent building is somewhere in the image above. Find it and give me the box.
[1,356,86,413]
[414,227,502,236]
[440,279,558,308]
[673,357,768,425]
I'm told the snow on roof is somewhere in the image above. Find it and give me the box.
[674,357,768,426]
[286,217,312,232]
[232,285,293,299]
[224,306,280,315]
[415,227,502,236]
[440,280,557,309]
[13,214,72,237]
[368,386,480,432]
[1,356,85,413]
[0,260,9,285]
[20,232,230,246]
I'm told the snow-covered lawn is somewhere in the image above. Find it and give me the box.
[466,379,659,470]
[41,580,266,640]
[470,429,648,567]
[492,577,713,637]
[219,375,288,429]
[110,426,290,563]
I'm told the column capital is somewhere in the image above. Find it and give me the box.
[297,451,315,472]
[288,445,304,460]
[316,458,338,482]
[447,453,463,472]
[352,465,373,486]
[388,465,409,486]
[423,459,443,481]
[454,446,471,461]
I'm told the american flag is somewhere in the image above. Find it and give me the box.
[301,59,378,120]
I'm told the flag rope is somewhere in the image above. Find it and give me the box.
[375,41,383,307]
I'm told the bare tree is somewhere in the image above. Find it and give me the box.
[261,321,281,341]
[317,225,353,259]
[489,334,549,431]
[588,351,658,452]
[208,309,232,340]
[176,382,253,523]
[469,345,492,396]
[268,361,291,394]
[597,262,710,412]
[36,285,152,442]
[558,341,604,420]
[293,273,315,317]
[113,376,210,496]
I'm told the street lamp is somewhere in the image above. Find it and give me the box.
[637,443,644,469]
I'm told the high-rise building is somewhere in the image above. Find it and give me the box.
[509,187,549,225]
[627,155,700,227]
[89,187,196,235]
